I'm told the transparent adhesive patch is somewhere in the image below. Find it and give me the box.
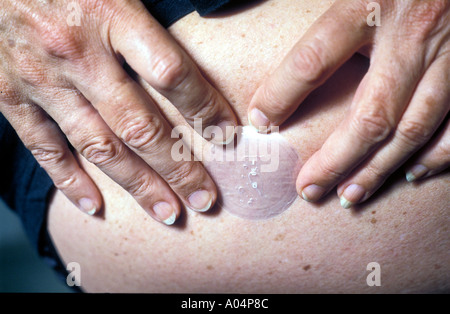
[202,126,300,220]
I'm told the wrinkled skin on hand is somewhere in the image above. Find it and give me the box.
[248,0,450,208]
[0,0,238,224]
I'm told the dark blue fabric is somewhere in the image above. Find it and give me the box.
[0,113,73,287]
[141,0,233,27]
[189,0,233,15]
[0,113,54,251]
[142,0,195,27]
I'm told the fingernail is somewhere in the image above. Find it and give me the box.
[213,120,236,145]
[340,184,366,209]
[153,202,176,225]
[406,164,428,182]
[301,184,326,202]
[188,190,212,212]
[79,198,97,215]
[248,108,270,131]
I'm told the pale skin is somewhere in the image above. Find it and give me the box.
[0,0,448,228]
[248,0,450,208]
[0,0,238,224]
[48,0,449,293]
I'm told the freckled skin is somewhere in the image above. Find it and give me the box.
[48,0,449,293]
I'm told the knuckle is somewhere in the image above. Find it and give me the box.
[80,137,122,166]
[292,42,328,85]
[0,82,18,103]
[403,0,448,42]
[36,18,85,60]
[316,154,345,181]
[151,51,189,90]
[18,60,48,87]
[372,71,398,91]
[352,106,394,144]
[436,139,450,161]
[13,1,86,60]
[184,90,218,124]
[29,144,81,191]
[363,162,389,183]
[53,173,79,191]
[9,49,49,87]
[30,145,66,165]
[397,120,432,146]
[164,161,198,189]
[119,115,165,151]
[126,172,155,199]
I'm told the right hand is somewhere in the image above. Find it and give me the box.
[0,0,237,224]
[248,0,449,207]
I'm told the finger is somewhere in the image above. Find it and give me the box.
[74,58,217,213]
[42,89,182,225]
[297,47,424,202]
[0,101,102,215]
[109,1,237,144]
[248,0,370,128]
[335,56,450,207]
[406,116,450,182]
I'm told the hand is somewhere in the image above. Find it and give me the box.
[248,0,449,207]
[0,0,237,223]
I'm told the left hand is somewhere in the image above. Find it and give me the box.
[248,0,450,207]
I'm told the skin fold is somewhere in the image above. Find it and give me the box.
[47,0,449,293]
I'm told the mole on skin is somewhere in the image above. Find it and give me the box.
[203,126,301,220]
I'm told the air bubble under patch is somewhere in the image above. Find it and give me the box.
[203,126,300,220]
